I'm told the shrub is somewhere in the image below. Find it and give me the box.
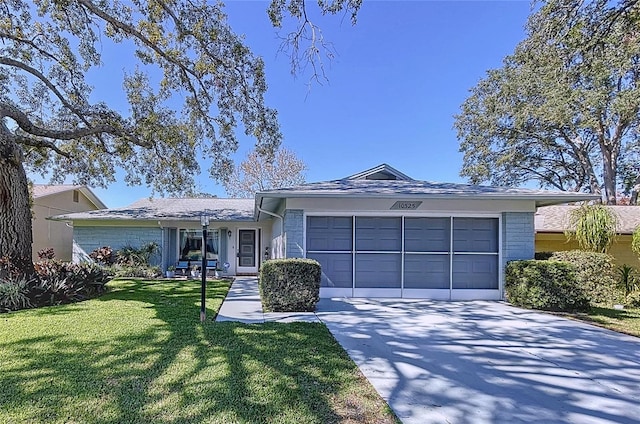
[550,250,623,306]
[37,247,56,260]
[0,256,21,280]
[505,260,590,312]
[632,226,640,257]
[259,259,321,312]
[618,264,639,297]
[33,260,111,306]
[626,291,640,308]
[89,246,115,265]
[534,251,554,260]
[115,242,160,266]
[0,276,33,313]
[0,256,111,312]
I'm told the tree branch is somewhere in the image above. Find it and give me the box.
[76,0,207,96]
[0,56,86,120]
[0,102,113,141]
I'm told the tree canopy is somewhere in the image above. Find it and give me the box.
[223,147,307,198]
[2,0,283,192]
[0,0,360,274]
[455,0,640,204]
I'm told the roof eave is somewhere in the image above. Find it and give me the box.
[50,215,255,222]
[256,191,599,201]
[79,186,107,209]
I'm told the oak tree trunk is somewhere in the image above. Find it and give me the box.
[0,130,35,277]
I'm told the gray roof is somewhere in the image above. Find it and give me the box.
[52,198,254,222]
[346,163,414,181]
[536,205,640,234]
[256,179,599,207]
[49,165,602,224]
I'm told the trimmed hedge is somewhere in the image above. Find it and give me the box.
[505,260,590,312]
[549,251,623,306]
[259,259,321,312]
[534,251,554,261]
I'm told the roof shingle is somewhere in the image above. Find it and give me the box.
[52,198,254,222]
[535,205,640,234]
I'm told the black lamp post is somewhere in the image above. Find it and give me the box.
[200,215,209,323]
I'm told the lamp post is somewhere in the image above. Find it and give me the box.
[200,215,210,323]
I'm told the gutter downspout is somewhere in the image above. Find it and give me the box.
[256,205,285,258]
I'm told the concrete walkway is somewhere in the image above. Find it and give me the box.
[217,278,640,424]
[215,277,319,323]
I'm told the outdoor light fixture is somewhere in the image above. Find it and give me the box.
[200,215,209,323]
[227,230,232,238]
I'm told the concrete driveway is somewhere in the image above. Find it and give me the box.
[316,298,640,424]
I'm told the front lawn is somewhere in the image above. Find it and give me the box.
[578,307,640,337]
[0,278,397,424]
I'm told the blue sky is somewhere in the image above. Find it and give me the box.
[33,1,533,207]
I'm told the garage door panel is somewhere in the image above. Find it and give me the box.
[452,255,498,289]
[307,253,353,288]
[404,254,450,289]
[307,216,352,251]
[404,217,450,252]
[355,253,401,288]
[453,218,498,253]
[356,217,402,251]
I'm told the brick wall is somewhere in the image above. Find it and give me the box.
[74,226,163,265]
[283,209,304,258]
[502,212,535,264]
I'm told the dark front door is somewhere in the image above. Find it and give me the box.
[237,229,257,273]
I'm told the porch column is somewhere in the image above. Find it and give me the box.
[284,209,304,258]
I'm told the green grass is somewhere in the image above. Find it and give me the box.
[574,307,640,337]
[0,278,397,424]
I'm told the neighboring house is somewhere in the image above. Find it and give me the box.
[535,205,640,269]
[32,185,106,262]
[53,164,595,300]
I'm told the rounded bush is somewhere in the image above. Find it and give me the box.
[259,259,321,312]
[550,250,623,306]
[505,260,590,312]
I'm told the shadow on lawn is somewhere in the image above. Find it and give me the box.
[0,279,350,423]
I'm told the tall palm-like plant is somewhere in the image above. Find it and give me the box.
[631,226,640,258]
[565,205,618,253]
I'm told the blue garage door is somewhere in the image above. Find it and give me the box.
[306,216,500,299]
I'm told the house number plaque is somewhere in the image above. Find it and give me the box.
[390,201,422,210]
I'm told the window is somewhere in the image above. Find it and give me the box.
[179,229,219,261]
[72,190,79,203]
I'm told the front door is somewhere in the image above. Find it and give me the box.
[237,229,258,274]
